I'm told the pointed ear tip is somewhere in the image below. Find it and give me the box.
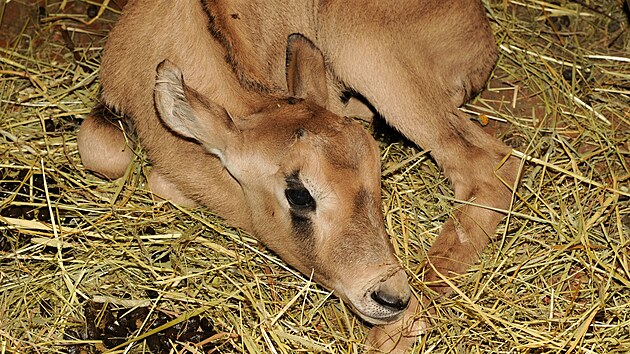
[156,59,183,83]
[287,33,315,50]
[287,33,303,43]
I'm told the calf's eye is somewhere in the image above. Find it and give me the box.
[285,188,315,209]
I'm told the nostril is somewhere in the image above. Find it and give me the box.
[370,290,410,311]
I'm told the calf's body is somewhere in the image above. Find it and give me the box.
[78,0,519,351]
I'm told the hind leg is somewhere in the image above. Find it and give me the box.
[77,105,134,179]
[78,106,197,208]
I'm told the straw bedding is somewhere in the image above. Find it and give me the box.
[0,0,628,352]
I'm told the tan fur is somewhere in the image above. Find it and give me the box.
[148,170,197,207]
[77,111,133,180]
[77,0,520,352]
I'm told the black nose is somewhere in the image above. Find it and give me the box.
[370,290,410,311]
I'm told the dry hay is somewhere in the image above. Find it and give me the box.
[0,0,629,353]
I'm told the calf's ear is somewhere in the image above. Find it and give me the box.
[285,33,329,107]
[154,60,241,167]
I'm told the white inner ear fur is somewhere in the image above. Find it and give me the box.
[155,61,237,173]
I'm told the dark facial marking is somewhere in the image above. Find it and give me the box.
[285,170,315,250]
[290,211,315,250]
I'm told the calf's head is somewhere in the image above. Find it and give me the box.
[154,34,410,324]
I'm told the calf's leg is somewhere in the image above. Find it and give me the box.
[77,105,134,180]
[317,2,520,351]
[78,106,198,208]
[318,0,519,298]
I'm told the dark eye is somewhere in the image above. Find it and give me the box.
[285,188,315,209]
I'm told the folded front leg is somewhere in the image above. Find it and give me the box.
[318,0,519,297]
[422,116,519,294]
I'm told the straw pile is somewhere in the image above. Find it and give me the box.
[1,0,628,353]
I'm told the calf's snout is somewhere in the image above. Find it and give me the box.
[371,287,410,312]
[370,269,411,312]
[349,267,411,324]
